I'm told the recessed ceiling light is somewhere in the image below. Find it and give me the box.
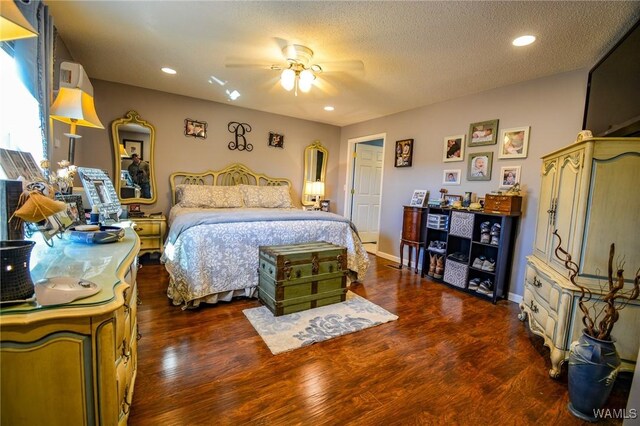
[512,35,536,47]
[324,106,335,111]
[161,67,177,74]
[226,89,241,101]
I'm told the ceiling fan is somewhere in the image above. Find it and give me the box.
[226,44,364,96]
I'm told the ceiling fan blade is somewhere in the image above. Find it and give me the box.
[318,60,365,73]
[225,63,275,70]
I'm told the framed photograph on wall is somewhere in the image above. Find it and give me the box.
[185,118,207,139]
[443,134,465,162]
[499,165,521,189]
[123,139,143,160]
[467,152,493,181]
[468,119,499,147]
[268,132,284,148]
[395,139,414,167]
[409,189,428,207]
[442,169,461,185]
[499,126,530,159]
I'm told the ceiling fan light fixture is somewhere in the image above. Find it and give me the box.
[298,78,312,93]
[280,68,295,91]
[299,69,315,83]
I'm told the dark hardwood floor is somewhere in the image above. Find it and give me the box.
[129,255,631,425]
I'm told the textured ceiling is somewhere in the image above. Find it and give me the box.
[47,1,640,127]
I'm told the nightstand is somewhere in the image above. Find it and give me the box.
[132,214,166,255]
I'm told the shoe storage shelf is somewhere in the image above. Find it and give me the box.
[422,207,519,304]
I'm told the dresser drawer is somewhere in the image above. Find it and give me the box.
[134,222,161,237]
[525,263,563,315]
[523,287,557,343]
[484,195,522,214]
[139,238,161,250]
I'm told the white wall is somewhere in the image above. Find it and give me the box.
[339,69,589,298]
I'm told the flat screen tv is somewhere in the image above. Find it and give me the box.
[583,19,640,137]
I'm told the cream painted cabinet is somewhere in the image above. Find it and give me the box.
[520,135,640,377]
[0,228,140,425]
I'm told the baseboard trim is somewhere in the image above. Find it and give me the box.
[508,292,523,304]
[375,251,422,271]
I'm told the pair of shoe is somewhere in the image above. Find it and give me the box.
[448,252,468,263]
[490,223,501,245]
[428,253,444,279]
[468,278,481,290]
[427,240,446,254]
[480,221,491,244]
[477,279,494,295]
[471,256,495,271]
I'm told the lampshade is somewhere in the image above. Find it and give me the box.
[0,0,38,41]
[280,68,295,91]
[119,144,129,158]
[50,87,104,132]
[305,180,325,197]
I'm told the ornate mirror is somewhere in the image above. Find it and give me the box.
[302,140,328,207]
[111,110,157,204]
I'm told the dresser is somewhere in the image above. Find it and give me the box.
[519,135,640,377]
[0,228,140,425]
[400,206,427,273]
[132,214,166,255]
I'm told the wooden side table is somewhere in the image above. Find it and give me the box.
[400,205,427,273]
[132,214,167,256]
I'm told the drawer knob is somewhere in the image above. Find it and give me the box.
[533,277,542,288]
[529,300,539,313]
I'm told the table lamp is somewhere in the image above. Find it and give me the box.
[305,180,325,210]
[0,0,38,41]
[50,62,104,164]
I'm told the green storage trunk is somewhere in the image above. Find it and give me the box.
[258,242,348,316]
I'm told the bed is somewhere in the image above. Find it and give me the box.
[161,163,370,308]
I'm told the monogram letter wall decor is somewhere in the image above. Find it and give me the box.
[227,122,253,151]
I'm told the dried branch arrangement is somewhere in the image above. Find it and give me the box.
[553,230,639,340]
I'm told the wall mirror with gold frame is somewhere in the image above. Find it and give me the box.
[302,140,328,207]
[111,110,157,204]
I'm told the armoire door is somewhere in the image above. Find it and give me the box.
[548,149,585,275]
[533,158,558,262]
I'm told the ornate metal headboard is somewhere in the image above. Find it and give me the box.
[169,163,293,206]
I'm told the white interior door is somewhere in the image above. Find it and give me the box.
[351,143,383,243]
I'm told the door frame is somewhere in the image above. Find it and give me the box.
[343,132,386,238]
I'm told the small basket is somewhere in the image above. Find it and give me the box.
[1,240,36,301]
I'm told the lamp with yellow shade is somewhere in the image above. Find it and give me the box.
[0,0,38,41]
[118,144,129,158]
[50,62,104,164]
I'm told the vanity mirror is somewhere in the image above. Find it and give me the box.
[111,111,157,204]
[302,141,328,207]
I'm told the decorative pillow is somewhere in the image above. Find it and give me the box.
[177,184,244,208]
[239,184,293,208]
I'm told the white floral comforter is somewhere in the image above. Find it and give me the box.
[161,207,370,308]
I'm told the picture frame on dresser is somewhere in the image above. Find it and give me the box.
[409,189,428,207]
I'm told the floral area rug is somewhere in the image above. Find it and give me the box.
[243,291,398,355]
